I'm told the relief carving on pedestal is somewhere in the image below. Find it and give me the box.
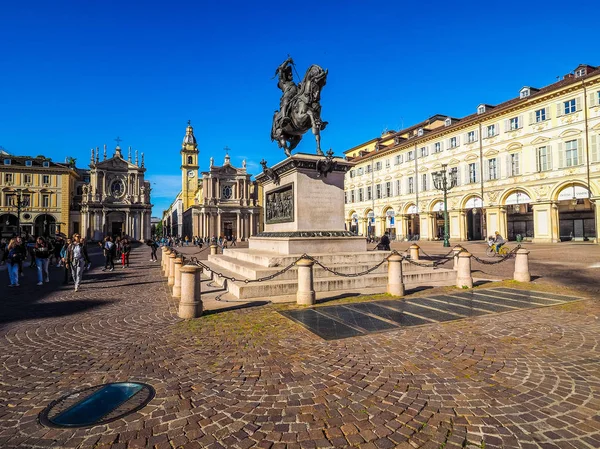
[265,183,294,224]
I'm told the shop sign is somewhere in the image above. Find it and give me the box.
[557,185,590,201]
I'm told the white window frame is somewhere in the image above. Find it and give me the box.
[385,181,392,197]
[535,108,546,123]
[488,158,497,180]
[421,174,427,191]
[376,184,382,199]
[350,190,355,203]
[395,179,401,196]
[385,159,390,168]
[42,175,50,184]
[24,174,32,184]
[564,99,576,114]
[565,140,579,166]
[408,177,414,194]
[469,163,478,183]
[358,188,363,202]
[536,146,551,172]
[25,160,32,167]
[42,161,50,167]
[367,186,372,201]
[449,137,458,148]
[509,117,520,130]
[434,142,442,153]
[5,173,13,183]
[467,131,477,143]
[42,194,50,208]
[509,153,520,176]
[486,124,496,138]
[3,159,11,165]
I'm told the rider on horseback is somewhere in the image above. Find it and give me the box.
[275,57,298,128]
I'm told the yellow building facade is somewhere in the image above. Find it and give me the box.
[0,151,79,238]
[344,64,600,243]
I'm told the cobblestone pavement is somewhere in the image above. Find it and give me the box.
[1,244,600,448]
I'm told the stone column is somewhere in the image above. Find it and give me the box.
[409,244,420,261]
[249,212,255,237]
[387,254,405,296]
[456,251,473,288]
[173,258,183,298]
[216,211,222,237]
[236,212,241,239]
[459,210,467,241]
[178,265,203,319]
[513,248,531,282]
[168,253,176,286]
[161,247,169,272]
[240,213,246,240]
[453,245,463,271]
[296,257,316,305]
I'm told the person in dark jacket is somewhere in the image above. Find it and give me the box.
[100,237,115,271]
[146,239,158,261]
[34,237,51,285]
[6,238,21,287]
[121,239,131,268]
[378,233,391,251]
[15,237,27,277]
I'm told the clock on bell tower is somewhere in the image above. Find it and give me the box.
[180,120,199,210]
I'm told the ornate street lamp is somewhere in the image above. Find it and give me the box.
[11,189,30,237]
[570,184,578,208]
[432,164,458,247]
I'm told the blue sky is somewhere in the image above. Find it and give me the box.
[1,0,598,216]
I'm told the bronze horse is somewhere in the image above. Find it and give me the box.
[271,62,328,157]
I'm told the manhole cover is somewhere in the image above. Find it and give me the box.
[39,382,155,428]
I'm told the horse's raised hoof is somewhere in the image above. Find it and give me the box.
[316,148,324,156]
[284,149,291,158]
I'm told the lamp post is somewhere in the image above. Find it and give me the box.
[11,189,30,237]
[432,164,458,247]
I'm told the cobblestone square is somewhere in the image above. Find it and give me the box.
[1,243,599,449]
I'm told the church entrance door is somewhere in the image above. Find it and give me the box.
[223,221,233,239]
[111,222,123,238]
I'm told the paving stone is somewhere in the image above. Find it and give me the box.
[1,245,600,449]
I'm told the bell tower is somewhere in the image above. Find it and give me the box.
[180,121,199,210]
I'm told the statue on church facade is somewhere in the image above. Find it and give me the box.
[271,57,329,157]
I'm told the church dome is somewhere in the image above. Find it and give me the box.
[183,121,197,145]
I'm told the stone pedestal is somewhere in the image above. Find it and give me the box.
[210,244,218,255]
[387,254,405,297]
[409,244,420,261]
[296,257,316,305]
[178,265,203,319]
[168,253,176,286]
[251,153,366,255]
[173,259,183,298]
[456,252,473,288]
[513,248,531,282]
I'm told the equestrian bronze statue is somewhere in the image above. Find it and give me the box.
[271,57,328,157]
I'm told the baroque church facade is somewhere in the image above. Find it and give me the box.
[163,123,261,239]
[78,144,152,241]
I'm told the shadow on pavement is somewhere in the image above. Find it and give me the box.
[0,299,113,325]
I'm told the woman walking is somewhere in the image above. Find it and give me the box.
[5,238,21,287]
[121,238,131,268]
[66,234,89,292]
[146,239,158,261]
[60,238,72,285]
[34,237,51,285]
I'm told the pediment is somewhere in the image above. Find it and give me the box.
[484,149,499,157]
[592,122,600,131]
[530,136,551,145]
[384,175,392,181]
[506,142,523,151]
[95,156,138,171]
[558,128,582,138]
[464,153,478,161]
[448,158,460,166]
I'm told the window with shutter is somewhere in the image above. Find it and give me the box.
[577,138,583,164]
[575,97,582,111]
[557,142,565,168]
[591,135,599,162]
[556,102,564,117]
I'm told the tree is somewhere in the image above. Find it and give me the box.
[155,221,163,237]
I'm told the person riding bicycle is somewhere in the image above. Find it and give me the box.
[493,231,506,253]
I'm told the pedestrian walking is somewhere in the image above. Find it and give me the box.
[66,234,89,292]
[60,238,72,285]
[34,237,51,285]
[146,239,158,261]
[5,238,21,287]
[101,237,115,271]
[231,235,237,247]
[121,239,131,268]
[15,237,26,278]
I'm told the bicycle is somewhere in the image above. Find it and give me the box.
[485,241,509,257]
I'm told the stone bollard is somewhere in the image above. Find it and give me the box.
[513,248,531,282]
[168,253,177,286]
[172,258,183,298]
[409,244,420,261]
[162,249,171,275]
[453,245,463,271]
[456,251,473,289]
[296,257,316,305]
[387,254,405,297]
[178,265,203,319]
[160,247,166,270]
[210,244,218,255]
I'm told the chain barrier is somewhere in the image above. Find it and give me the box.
[183,246,469,286]
[470,244,521,265]
[418,247,456,261]
[300,254,388,278]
